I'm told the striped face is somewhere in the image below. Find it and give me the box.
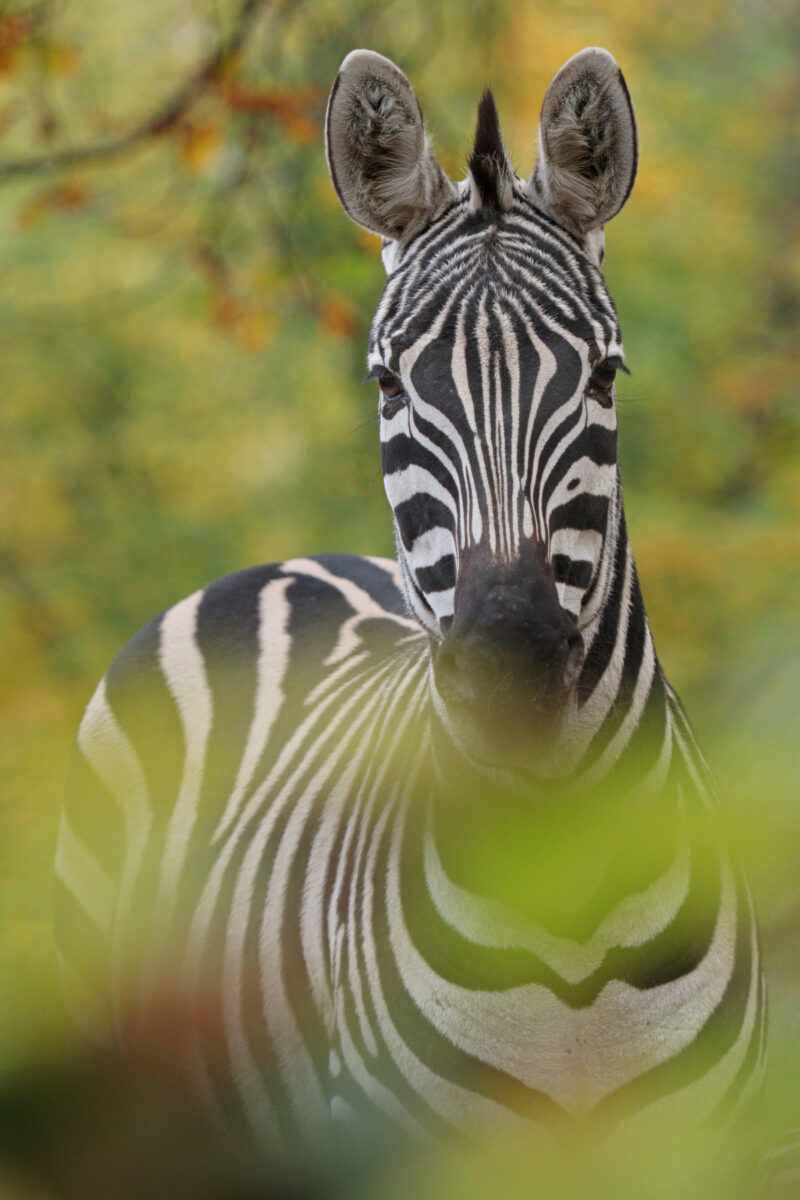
[326,48,638,730]
[371,188,625,643]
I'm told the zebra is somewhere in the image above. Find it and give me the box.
[55,47,765,1162]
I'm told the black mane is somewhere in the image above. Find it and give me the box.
[468,89,511,211]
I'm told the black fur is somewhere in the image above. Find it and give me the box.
[468,89,512,212]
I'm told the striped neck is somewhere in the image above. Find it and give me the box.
[568,481,670,791]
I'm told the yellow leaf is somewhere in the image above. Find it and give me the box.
[357,229,382,255]
[236,310,274,351]
[179,121,223,173]
[45,41,79,74]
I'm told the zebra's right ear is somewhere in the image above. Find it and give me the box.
[325,50,456,242]
[530,48,638,240]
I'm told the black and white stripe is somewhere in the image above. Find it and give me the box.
[55,47,765,1160]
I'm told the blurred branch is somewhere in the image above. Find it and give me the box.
[0,0,266,182]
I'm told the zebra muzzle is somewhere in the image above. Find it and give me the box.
[433,570,585,732]
[435,627,584,715]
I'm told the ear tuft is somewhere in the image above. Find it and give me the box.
[531,48,637,237]
[468,90,514,213]
[325,50,455,242]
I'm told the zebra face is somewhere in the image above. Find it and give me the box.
[370,205,625,632]
[327,48,637,740]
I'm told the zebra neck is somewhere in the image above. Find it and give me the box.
[421,742,690,933]
[423,679,705,934]
[567,499,673,792]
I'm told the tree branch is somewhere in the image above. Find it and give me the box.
[0,0,265,182]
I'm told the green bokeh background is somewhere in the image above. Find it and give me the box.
[0,0,798,1193]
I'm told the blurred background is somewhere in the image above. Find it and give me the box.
[0,0,798,1194]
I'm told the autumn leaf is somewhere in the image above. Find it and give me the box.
[179,120,225,173]
[284,114,316,145]
[0,100,20,137]
[44,40,79,74]
[0,12,35,74]
[18,180,90,229]
[0,42,20,74]
[224,83,322,116]
[237,309,274,351]
[224,84,321,143]
[320,292,361,339]
[356,229,382,255]
[213,292,246,330]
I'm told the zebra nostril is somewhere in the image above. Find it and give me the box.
[562,631,585,690]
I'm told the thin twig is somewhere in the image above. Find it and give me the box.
[0,0,265,182]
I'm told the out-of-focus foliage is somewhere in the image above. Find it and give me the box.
[0,0,797,1194]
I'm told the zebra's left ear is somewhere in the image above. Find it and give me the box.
[326,50,457,242]
[530,48,638,242]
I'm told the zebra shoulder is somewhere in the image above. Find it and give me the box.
[54,554,418,1034]
[67,552,413,787]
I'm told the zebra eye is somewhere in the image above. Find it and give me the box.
[589,359,618,395]
[376,370,407,418]
[378,370,404,400]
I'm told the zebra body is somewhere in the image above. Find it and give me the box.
[56,47,765,1154]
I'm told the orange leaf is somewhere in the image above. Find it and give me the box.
[50,181,89,212]
[0,43,21,74]
[285,114,316,146]
[213,293,246,330]
[45,41,79,74]
[17,180,89,229]
[320,293,360,339]
[357,229,382,255]
[224,84,322,117]
[236,310,273,351]
[0,10,42,74]
[179,120,223,173]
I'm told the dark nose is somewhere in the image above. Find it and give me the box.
[433,573,585,717]
[435,625,584,709]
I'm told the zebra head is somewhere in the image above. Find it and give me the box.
[326,49,638,752]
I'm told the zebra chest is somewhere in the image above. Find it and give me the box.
[325,842,744,1129]
[360,972,718,1118]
